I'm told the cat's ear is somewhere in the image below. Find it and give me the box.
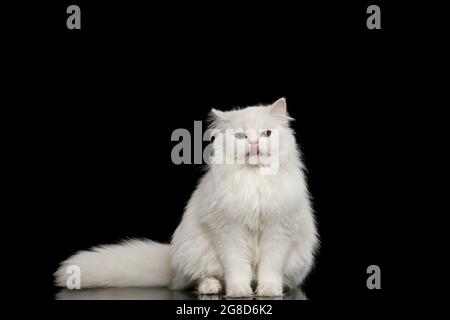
[267,98,293,124]
[209,108,230,128]
[268,97,287,116]
[210,108,228,121]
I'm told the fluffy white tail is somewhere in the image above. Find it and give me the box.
[54,239,173,289]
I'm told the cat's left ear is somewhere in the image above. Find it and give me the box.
[268,97,287,116]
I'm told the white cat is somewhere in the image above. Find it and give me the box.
[55,98,319,297]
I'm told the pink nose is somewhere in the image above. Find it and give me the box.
[250,143,259,155]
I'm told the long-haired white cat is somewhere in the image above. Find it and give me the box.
[55,98,319,297]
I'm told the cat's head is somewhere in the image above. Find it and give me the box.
[208,98,299,173]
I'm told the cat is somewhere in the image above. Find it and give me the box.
[55,98,319,297]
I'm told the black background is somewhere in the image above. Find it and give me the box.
[9,0,431,305]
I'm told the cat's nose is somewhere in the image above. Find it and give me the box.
[250,142,259,155]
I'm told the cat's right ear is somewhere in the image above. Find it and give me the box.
[210,108,228,121]
[209,109,230,128]
[208,108,229,128]
[209,108,231,129]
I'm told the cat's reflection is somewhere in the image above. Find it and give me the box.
[56,286,307,300]
[56,287,197,300]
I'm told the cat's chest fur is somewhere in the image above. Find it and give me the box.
[206,168,299,230]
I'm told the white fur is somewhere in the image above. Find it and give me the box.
[54,240,172,288]
[55,98,319,297]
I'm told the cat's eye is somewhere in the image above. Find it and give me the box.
[261,130,272,137]
[235,132,247,139]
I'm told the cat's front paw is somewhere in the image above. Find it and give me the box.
[226,283,254,298]
[198,277,222,295]
[256,281,283,297]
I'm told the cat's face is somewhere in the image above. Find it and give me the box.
[209,98,297,170]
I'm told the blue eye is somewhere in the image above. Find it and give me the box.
[235,132,247,139]
[261,130,272,137]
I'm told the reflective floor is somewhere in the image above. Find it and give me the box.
[56,287,307,300]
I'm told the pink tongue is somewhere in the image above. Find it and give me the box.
[250,144,259,155]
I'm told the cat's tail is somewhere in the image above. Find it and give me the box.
[54,239,173,289]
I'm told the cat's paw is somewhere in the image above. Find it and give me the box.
[256,281,283,297]
[226,283,254,298]
[198,277,222,295]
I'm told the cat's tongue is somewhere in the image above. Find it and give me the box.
[250,144,259,155]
